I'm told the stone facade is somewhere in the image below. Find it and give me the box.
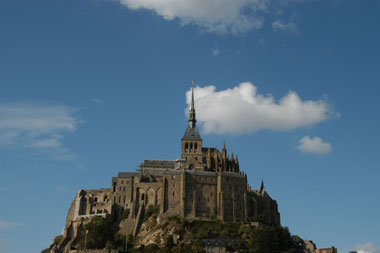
[58,88,281,252]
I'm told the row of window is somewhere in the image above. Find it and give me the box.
[199,191,213,197]
[184,142,198,153]
[114,195,127,204]
[197,176,215,182]
[93,196,108,203]
[120,180,130,184]
[222,177,243,182]
[119,186,127,192]
[198,196,215,203]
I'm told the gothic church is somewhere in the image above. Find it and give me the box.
[58,88,281,252]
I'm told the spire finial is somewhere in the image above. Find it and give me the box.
[260,179,266,194]
[188,81,196,128]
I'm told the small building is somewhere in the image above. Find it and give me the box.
[316,247,338,253]
[202,239,226,253]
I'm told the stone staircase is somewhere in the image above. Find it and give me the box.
[133,204,145,236]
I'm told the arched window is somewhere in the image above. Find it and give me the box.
[94,197,98,203]
[194,143,197,152]
[190,143,193,152]
[185,143,188,152]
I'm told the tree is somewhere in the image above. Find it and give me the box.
[84,216,114,249]
[248,226,293,253]
[165,235,174,250]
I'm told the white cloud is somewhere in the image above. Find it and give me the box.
[117,0,269,34]
[0,103,81,160]
[92,98,104,105]
[353,242,380,253]
[296,136,332,155]
[0,220,22,229]
[212,48,220,57]
[186,82,332,135]
[272,19,298,33]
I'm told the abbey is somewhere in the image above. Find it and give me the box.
[58,88,280,252]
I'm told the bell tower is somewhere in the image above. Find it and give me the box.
[181,82,203,169]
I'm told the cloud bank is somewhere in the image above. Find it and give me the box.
[272,20,298,33]
[0,220,22,229]
[0,103,80,160]
[296,136,331,155]
[353,242,380,253]
[186,82,332,135]
[117,0,270,34]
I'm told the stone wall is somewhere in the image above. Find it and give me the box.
[69,250,117,253]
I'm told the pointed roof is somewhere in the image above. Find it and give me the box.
[188,82,196,128]
[260,179,266,194]
[183,82,201,140]
[182,125,201,140]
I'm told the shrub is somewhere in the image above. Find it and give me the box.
[84,216,115,249]
[165,235,174,250]
[247,226,293,252]
[145,205,159,220]
[122,208,131,220]
[41,235,64,253]
[142,243,160,253]
[247,213,266,223]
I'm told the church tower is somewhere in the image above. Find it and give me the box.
[181,84,203,169]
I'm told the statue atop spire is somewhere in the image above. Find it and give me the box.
[260,179,266,194]
[182,81,202,141]
[188,80,196,128]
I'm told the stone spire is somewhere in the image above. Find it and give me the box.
[222,141,227,159]
[235,155,240,172]
[182,81,201,141]
[188,81,196,128]
[260,180,266,194]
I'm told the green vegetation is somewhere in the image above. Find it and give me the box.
[187,220,240,238]
[122,208,131,220]
[71,216,127,250]
[49,214,305,253]
[247,226,294,252]
[84,216,115,249]
[145,205,159,220]
[247,213,266,223]
[41,235,63,253]
[160,218,304,253]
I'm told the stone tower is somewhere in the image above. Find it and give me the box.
[181,86,203,170]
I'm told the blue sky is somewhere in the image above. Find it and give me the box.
[1,0,380,252]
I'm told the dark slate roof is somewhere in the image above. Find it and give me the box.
[118,172,139,178]
[182,126,202,140]
[202,147,218,152]
[141,160,176,168]
[201,239,226,246]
